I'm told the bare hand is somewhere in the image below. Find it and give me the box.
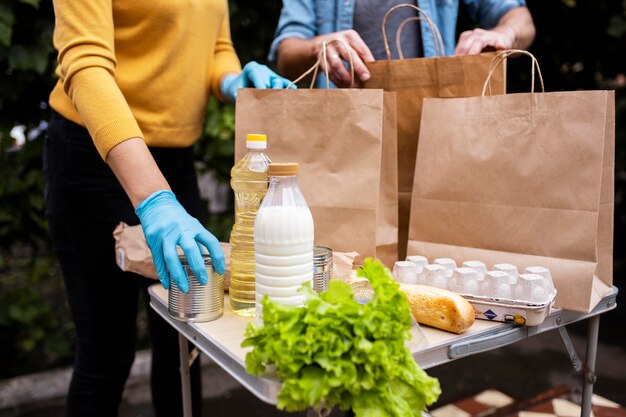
[454,27,516,55]
[313,30,375,87]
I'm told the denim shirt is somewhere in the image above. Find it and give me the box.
[269,0,526,63]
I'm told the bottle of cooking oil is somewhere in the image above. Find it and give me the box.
[229,133,271,316]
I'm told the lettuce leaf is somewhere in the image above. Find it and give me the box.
[242,258,441,416]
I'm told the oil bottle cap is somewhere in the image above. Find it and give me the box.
[268,162,299,176]
[246,133,267,149]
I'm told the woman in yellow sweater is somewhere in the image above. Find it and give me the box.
[45,0,291,415]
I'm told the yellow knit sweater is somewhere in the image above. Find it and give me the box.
[49,0,242,160]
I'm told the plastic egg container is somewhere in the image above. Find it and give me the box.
[393,256,556,306]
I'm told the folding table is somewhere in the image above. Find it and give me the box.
[148,285,618,417]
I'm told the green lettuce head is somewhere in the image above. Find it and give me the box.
[242,258,441,417]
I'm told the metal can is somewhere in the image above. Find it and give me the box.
[168,254,224,322]
[313,246,332,293]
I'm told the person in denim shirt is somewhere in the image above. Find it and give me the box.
[270,0,535,87]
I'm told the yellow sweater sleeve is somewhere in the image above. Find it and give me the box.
[53,0,143,159]
[210,2,242,101]
[51,0,242,160]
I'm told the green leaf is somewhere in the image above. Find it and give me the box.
[607,14,626,39]
[18,0,41,9]
[9,44,51,73]
[242,258,440,416]
[321,279,353,304]
[0,4,15,47]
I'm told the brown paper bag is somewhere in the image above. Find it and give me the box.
[234,85,398,267]
[362,4,506,259]
[113,222,159,280]
[408,51,614,312]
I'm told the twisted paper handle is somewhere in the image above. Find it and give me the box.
[381,4,445,60]
[395,17,441,59]
[286,38,355,89]
[482,49,545,96]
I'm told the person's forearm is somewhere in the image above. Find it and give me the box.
[276,38,319,82]
[495,6,536,50]
[106,137,170,208]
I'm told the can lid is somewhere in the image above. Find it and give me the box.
[178,253,212,266]
[314,246,332,260]
[246,133,267,149]
[268,162,299,176]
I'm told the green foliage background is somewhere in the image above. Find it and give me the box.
[0,0,624,378]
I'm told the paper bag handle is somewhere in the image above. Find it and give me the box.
[482,49,545,96]
[396,17,442,59]
[381,4,445,60]
[287,38,355,89]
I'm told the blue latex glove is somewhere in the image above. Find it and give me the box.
[220,61,295,102]
[135,190,225,293]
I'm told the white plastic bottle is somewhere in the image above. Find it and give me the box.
[254,163,314,322]
[229,134,271,317]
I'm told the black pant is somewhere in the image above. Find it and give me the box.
[44,111,202,417]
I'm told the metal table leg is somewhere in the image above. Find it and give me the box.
[179,333,193,417]
[558,317,600,417]
[581,315,600,417]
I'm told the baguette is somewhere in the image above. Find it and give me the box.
[399,284,475,334]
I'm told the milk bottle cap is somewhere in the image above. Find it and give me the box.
[246,133,267,149]
[268,162,299,176]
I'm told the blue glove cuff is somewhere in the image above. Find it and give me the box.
[135,190,176,217]
[220,74,239,102]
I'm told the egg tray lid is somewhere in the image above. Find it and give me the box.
[460,291,557,326]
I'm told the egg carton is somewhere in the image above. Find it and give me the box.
[461,290,556,326]
[392,256,558,326]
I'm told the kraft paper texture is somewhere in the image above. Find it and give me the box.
[364,51,506,258]
[235,88,399,268]
[407,90,615,313]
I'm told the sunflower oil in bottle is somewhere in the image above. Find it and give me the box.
[229,134,271,317]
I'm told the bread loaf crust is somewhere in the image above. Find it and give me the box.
[400,284,475,334]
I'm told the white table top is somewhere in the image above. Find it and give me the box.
[148,284,618,405]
